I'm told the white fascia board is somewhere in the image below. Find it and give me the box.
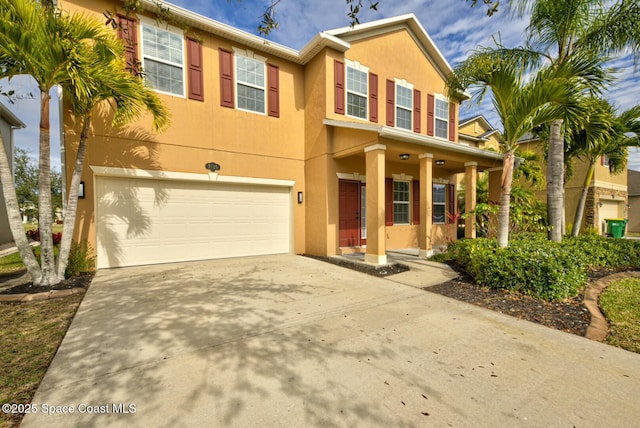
[90,166,295,187]
[0,102,25,128]
[299,33,351,63]
[139,0,300,63]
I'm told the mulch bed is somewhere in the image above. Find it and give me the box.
[0,272,93,295]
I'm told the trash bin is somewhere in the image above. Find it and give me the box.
[605,218,627,238]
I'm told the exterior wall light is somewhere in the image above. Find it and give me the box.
[435,160,445,166]
[205,162,221,172]
[78,181,85,199]
[298,192,303,204]
[399,154,410,160]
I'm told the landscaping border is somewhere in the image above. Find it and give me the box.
[584,271,640,341]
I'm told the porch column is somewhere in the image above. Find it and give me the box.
[464,162,478,239]
[365,144,387,265]
[487,167,502,204]
[418,153,433,258]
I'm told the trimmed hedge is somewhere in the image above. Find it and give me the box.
[443,234,640,301]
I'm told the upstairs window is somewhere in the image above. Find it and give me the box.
[396,81,413,131]
[393,180,410,224]
[140,21,185,97]
[346,61,368,119]
[435,97,449,139]
[236,53,266,114]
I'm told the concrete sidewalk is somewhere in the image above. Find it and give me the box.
[21,254,640,427]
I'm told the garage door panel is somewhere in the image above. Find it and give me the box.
[96,177,291,268]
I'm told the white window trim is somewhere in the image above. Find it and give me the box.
[233,47,267,115]
[393,179,411,225]
[395,79,414,131]
[433,183,447,225]
[139,16,186,98]
[345,59,369,121]
[434,94,450,140]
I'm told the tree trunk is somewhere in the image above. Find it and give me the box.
[37,91,56,286]
[56,114,90,281]
[497,152,515,248]
[571,160,595,237]
[547,119,564,242]
[0,130,42,277]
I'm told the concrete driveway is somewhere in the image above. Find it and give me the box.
[22,255,640,427]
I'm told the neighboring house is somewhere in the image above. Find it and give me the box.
[61,0,504,269]
[0,102,26,245]
[458,115,501,151]
[628,170,640,234]
[519,137,628,235]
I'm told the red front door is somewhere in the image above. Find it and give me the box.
[339,180,362,247]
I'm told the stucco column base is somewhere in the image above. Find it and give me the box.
[418,249,433,259]
[365,253,388,265]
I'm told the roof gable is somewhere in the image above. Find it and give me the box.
[323,14,453,79]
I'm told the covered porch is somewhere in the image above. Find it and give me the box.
[325,119,503,265]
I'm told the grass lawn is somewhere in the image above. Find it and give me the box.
[0,294,84,428]
[600,278,640,354]
[0,252,25,274]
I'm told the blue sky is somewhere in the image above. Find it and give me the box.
[1,0,639,171]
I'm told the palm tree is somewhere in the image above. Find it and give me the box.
[448,48,604,247]
[509,0,640,242]
[567,99,640,236]
[0,0,168,285]
[55,47,169,281]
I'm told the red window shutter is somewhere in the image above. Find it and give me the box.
[219,49,234,108]
[186,38,204,101]
[334,60,345,114]
[427,94,435,136]
[413,89,421,133]
[369,73,378,123]
[449,102,456,141]
[267,64,280,117]
[386,80,395,127]
[116,15,138,75]
[385,178,394,226]
[448,184,456,223]
[412,180,420,225]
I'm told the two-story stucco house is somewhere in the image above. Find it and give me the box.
[60,0,504,268]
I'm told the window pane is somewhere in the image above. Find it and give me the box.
[433,184,446,203]
[435,98,448,119]
[142,24,184,96]
[144,59,183,95]
[347,93,367,118]
[396,107,412,130]
[238,84,265,113]
[347,67,367,95]
[394,181,409,201]
[396,85,412,109]
[433,205,446,224]
[435,119,448,139]
[394,203,409,224]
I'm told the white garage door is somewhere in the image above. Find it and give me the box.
[95,176,291,268]
[599,200,622,234]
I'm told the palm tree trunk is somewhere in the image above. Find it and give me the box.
[56,114,90,281]
[37,91,56,286]
[497,152,515,248]
[547,119,564,242]
[571,160,596,237]
[0,130,41,277]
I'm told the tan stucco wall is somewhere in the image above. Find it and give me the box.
[61,0,307,256]
[629,196,640,233]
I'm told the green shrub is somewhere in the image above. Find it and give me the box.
[65,240,96,278]
[564,235,640,269]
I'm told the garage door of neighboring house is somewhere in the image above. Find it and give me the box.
[599,200,622,234]
[95,176,292,269]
